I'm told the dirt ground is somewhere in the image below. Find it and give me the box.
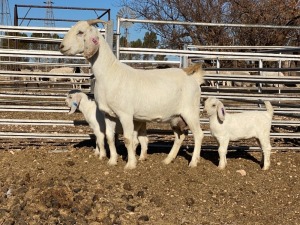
[0,135,299,225]
[0,110,299,225]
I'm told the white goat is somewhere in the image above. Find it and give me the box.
[205,70,255,87]
[204,97,273,170]
[65,90,149,164]
[49,67,83,89]
[260,71,284,88]
[204,70,232,87]
[60,19,205,169]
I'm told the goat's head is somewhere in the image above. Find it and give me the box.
[204,97,226,122]
[60,19,105,59]
[65,90,83,114]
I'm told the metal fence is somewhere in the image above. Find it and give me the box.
[0,19,299,151]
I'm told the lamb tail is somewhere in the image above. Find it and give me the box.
[264,101,274,117]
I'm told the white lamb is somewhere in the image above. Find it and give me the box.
[260,71,284,87]
[49,67,83,89]
[204,97,273,170]
[60,19,205,169]
[65,90,149,164]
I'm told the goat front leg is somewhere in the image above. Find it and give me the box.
[105,117,118,166]
[94,129,106,160]
[217,139,229,169]
[119,115,137,169]
[136,122,148,161]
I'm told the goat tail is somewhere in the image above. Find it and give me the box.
[183,63,205,85]
[264,101,274,117]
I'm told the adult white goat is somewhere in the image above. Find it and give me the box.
[204,97,273,170]
[60,19,205,169]
[66,90,148,164]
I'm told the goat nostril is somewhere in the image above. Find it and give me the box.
[59,44,64,49]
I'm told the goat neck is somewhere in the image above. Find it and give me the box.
[88,32,119,76]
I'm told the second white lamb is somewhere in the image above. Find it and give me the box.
[204,97,273,170]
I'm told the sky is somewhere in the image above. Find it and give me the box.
[6,0,143,41]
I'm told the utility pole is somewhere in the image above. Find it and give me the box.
[0,0,12,70]
[0,0,12,45]
[0,0,11,26]
[44,0,55,27]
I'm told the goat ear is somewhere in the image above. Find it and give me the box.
[217,101,226,122]
[68,94,82,114]
[83,27,100,59]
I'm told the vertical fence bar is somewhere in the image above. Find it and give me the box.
[105,20,114,51]
[182,44,188,68]
[216,58,220,90]
[116,17,121,60]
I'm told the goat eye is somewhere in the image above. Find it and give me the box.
[77,31,84,35]
[212,104,216,107]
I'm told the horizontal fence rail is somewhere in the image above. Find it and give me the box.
[0,22,299,152]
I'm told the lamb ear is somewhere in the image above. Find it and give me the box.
[83,27,100,59]
[217,101,226,122]
[68,94,82,114]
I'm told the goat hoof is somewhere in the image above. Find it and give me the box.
[138,156,147,161]
[107,159,117,166]
[162,158,172,165]
[262,166,270,170]
[124,163,136,170]
[188,161,198,168]
[99,155,107,160]
[93,151,100,157]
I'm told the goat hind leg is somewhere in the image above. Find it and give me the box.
[163,127,185,165]
[182,114,204,168]
[258,137,272,170]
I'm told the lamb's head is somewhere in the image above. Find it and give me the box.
[65,90,83,114]
[60,19,105,59]
[204,97,226,122]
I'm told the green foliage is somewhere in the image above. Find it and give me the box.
[130,39,143,60]
[142,32,160,60]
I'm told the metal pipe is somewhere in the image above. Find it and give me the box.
[120,18,300,30]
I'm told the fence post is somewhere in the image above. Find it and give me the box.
[181,44,188,68]
[105,20,114,51]
[216,58,220,90]
[116,17,121,59]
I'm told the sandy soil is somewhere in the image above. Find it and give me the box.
[0,108,299,225]
[0,136,299,225]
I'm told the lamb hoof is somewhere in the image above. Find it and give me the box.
[217,165,226,170]
[262,165,270,170]
[107,159,117,166]
[93,151,100,157]
[188,160,198,168]
[138,155,147,161]
[261,160,270,170]
[162,158,172,165]
[124,162,136,170]
[99,154,107,160]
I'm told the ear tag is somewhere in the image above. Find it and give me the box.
[92,37,99,45]
[72,102,78,107]
[221,108,225,116]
